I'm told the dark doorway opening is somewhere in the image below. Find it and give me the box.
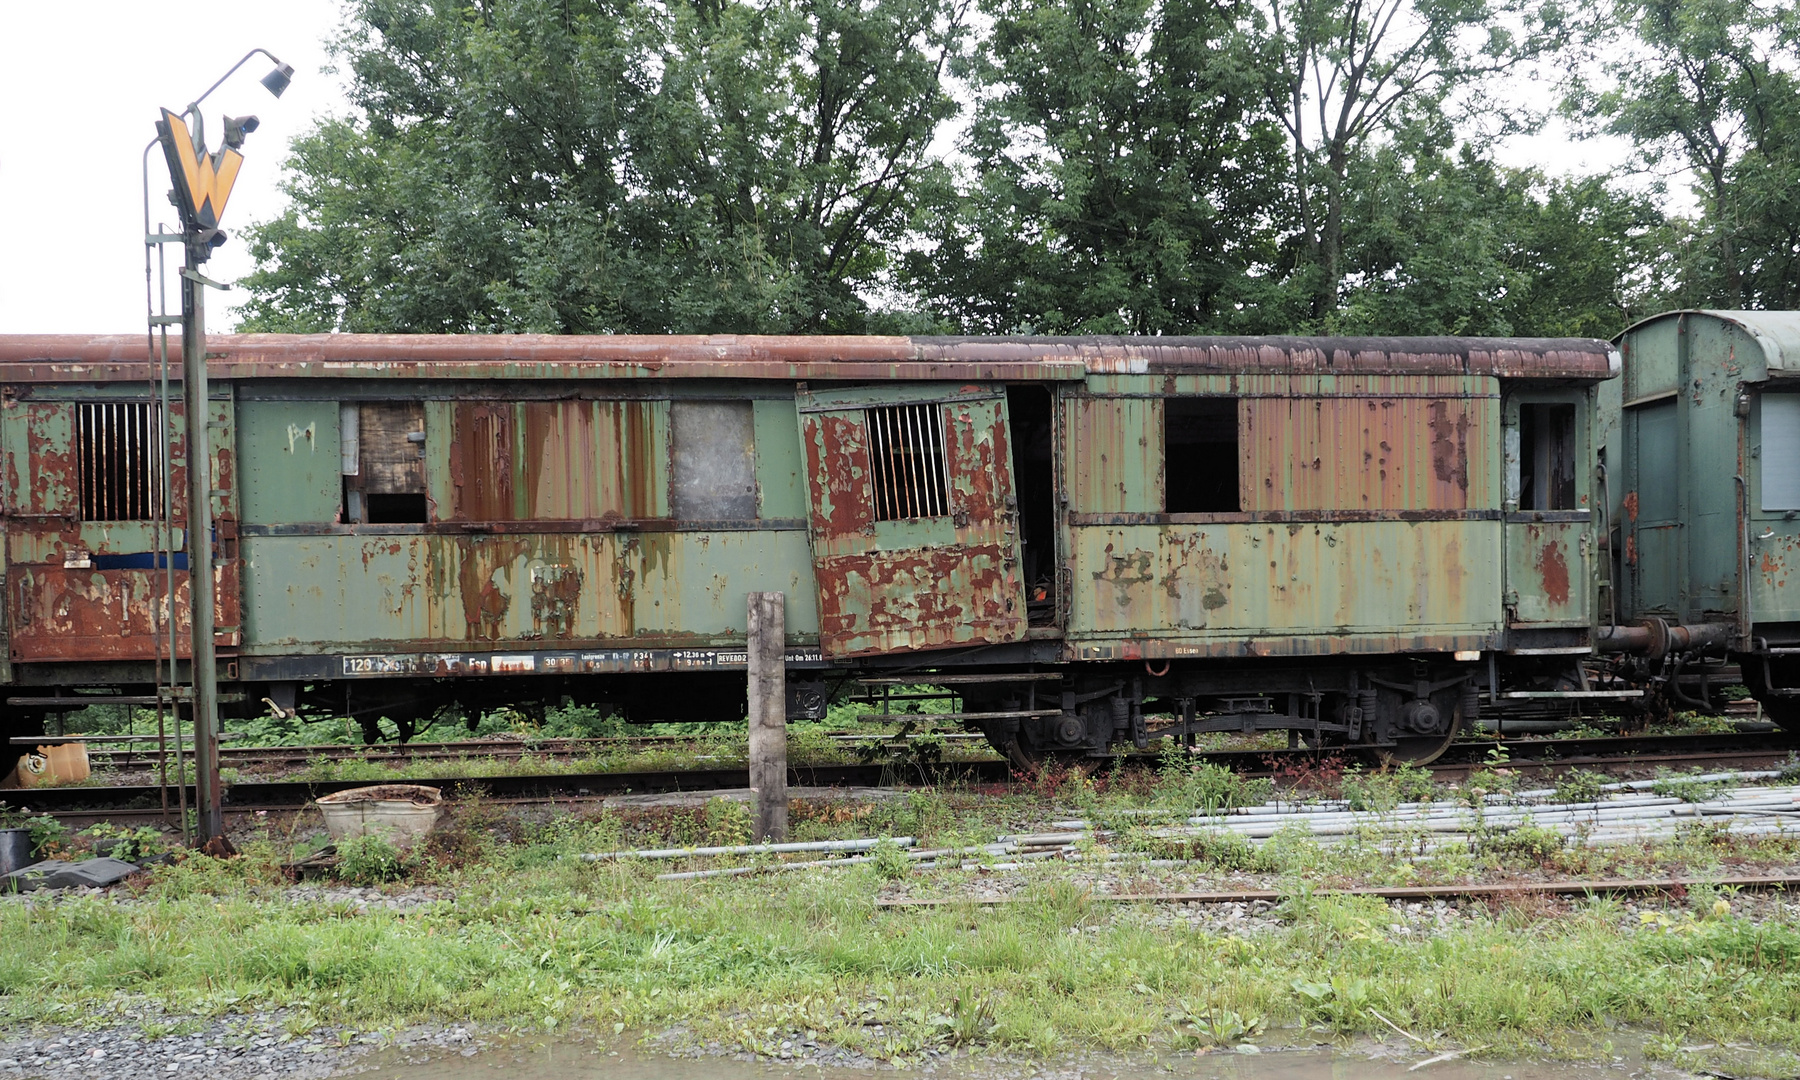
[1519,403,1577,511]
[1165,397,1240,512]
[1007,385,1058,626]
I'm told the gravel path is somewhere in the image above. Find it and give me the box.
[0,1006,486,1080]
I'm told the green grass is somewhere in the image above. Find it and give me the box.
[2,839,1798,1064]
[5,766,1800,1072]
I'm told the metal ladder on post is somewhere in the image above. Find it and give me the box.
[145,208,193,844]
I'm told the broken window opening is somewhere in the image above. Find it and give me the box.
[1007,385,1058,625]
[1164,398,1240,513]
[1518,403,1577,511]
[866,403,949,521]
[77,401,164,522]
[342,401,428,523]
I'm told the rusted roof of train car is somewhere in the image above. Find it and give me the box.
[0,333,1618,381]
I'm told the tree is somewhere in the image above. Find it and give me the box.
[1572,0,1800,309]
[1263,0,1550,321]
[237,0,968,334]
[902,0,1292,335]
[1328,133,1667,336]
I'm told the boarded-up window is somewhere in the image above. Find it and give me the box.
[866,403,948,521]
[671,401,756,520]
[77,402,163,522]
[448,399,668,520]
[1763,394,1800,510]
[342,402,426,523]
[1164,398,1239,512]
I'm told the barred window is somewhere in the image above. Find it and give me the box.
[77,402,164,521]
[866,403,948,521]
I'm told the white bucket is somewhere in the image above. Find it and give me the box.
[315,784,443,846]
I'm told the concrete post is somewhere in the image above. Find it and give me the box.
[746,591,787,842]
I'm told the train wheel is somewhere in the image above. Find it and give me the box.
[1374,696,1466,766]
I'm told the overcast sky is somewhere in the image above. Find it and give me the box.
[0,1,1641,336]
[0,2,350,334]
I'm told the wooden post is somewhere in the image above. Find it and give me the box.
[747,591,788,842]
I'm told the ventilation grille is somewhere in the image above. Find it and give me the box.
[78,402,164,522]
[866,403,949,521]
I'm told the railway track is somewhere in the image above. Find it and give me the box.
[18,729,1799,825]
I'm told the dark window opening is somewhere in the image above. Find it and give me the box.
[866,403,948,521]
[1007,385,1057,625]
[1164,398,1240,513]
[343,401,428,523]
[77,401,164,522]
[362,493,429,523]
[1519,403,1577,511]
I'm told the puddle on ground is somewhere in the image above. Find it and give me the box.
[355,1038,1671,1080]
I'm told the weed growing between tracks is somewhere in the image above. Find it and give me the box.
[2,765,1799,1074]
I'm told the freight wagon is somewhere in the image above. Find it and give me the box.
[0,332,1620,768]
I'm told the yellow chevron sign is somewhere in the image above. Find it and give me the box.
[156,108,244,231]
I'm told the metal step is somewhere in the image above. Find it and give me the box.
[854,708,1064,722]
[857,672,1061,686]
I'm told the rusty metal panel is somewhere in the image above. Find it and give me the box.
[1,400,76,515]
[2,390,238,663]
[237,529,820,650]
[1506,520,1587,625]
[1242,390,1495,512]
[8,565,240,660]
[446,399,669,521]
[798,383,1026,657]
[1070,395,1160,513]
[1068,521,1502,644]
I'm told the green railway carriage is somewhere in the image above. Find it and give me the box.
[0,332,1617,766]
[1605,311,1800,725]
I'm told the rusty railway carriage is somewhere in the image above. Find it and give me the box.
[1602,311,1800,726]
[0,332,1621,768]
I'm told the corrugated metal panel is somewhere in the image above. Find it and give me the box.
[1243,394,1494,511]
[446,399,668,521]
[1071,396,1160,514]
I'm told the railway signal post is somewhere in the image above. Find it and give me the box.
[150,50,293,844]
[747,592,788,842]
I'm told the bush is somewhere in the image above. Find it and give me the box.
[1552,768,1608,804]
[336,832,405,885]
[1342,764,1436,811]
[1154,748,1271,813]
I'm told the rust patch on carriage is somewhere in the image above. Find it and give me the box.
[803,413,874,538]
[815,543,1020,657]
[1535,532,1571,606]
[7,565,239,660]
[1427,399,1470,492]
[1623,491,1639,523]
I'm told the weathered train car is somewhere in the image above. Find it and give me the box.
[1605,311,1800,727]
[0,332,1616,765]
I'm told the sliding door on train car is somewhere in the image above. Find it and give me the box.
[797,383,1027,658]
